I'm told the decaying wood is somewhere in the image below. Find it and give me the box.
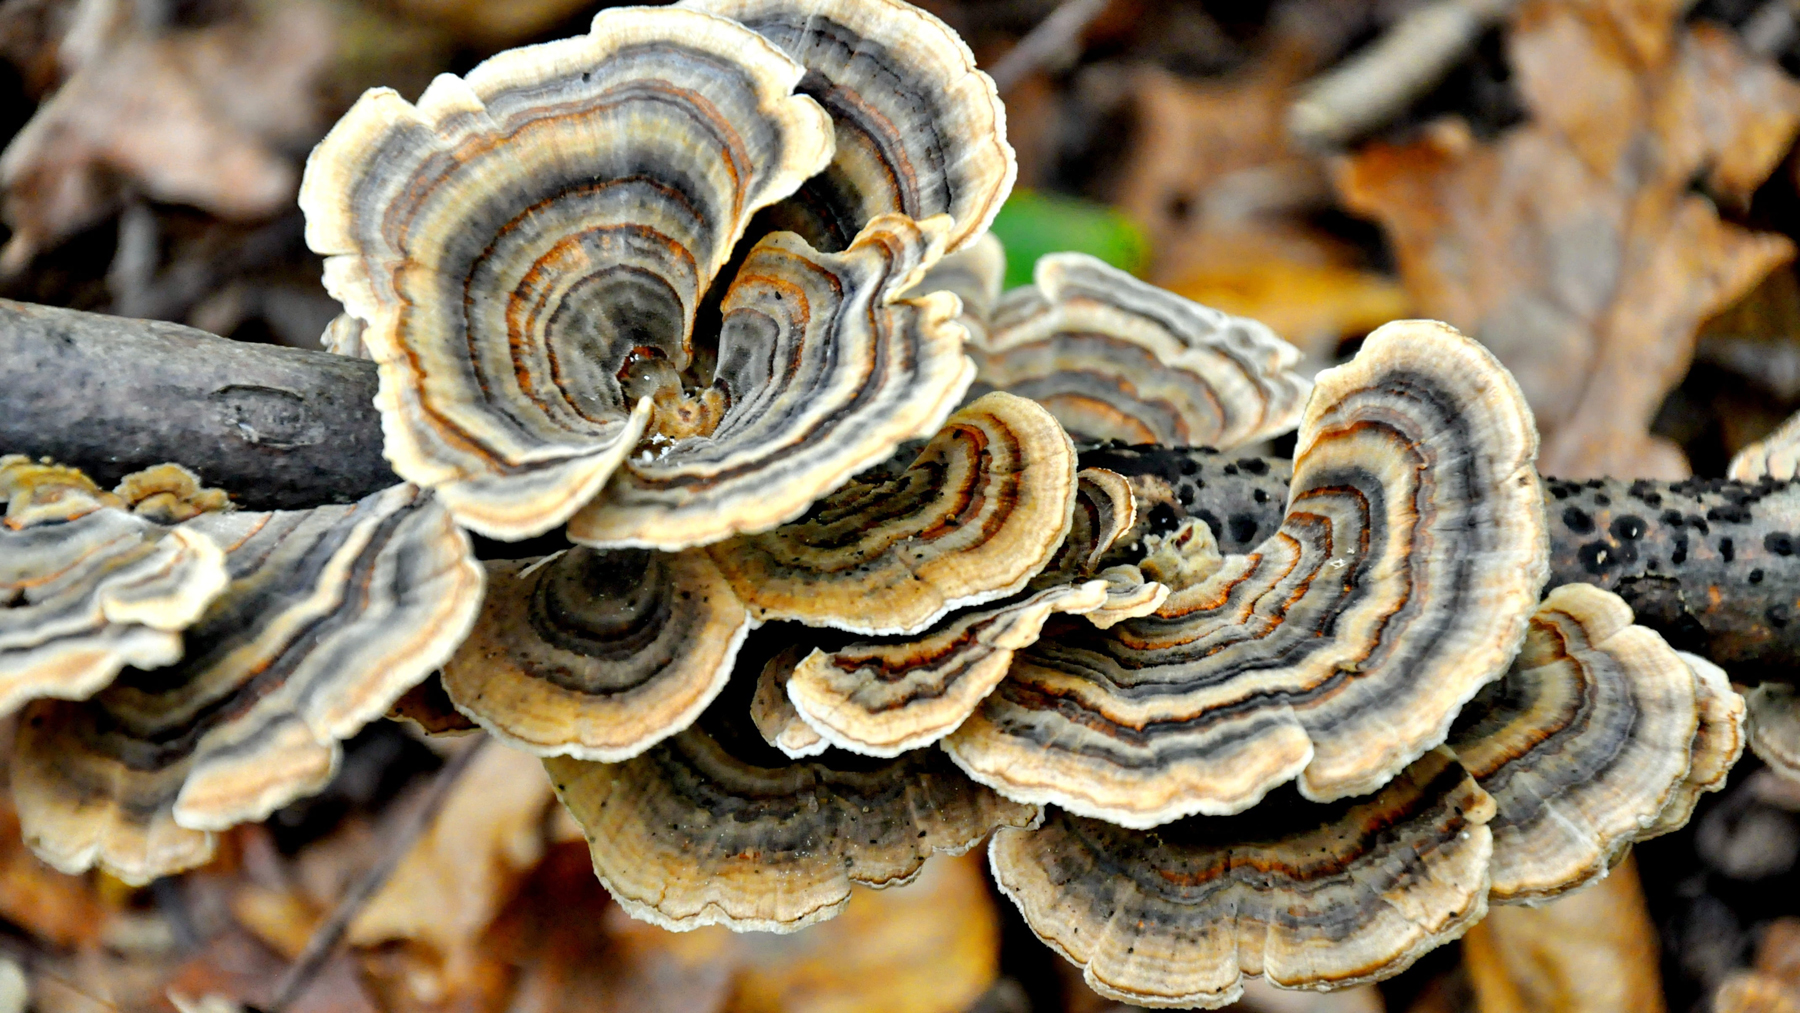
[0,298,390,510]
[6,300,1800,679]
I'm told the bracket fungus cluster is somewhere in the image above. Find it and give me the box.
[1,465,483,884]
[0,0,1769,1006]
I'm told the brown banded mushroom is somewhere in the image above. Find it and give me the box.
[1444,583,1709,903]
[1,459,229,718]
[701,392,1076,636]
[945,319,1549,827]
[1648,651,1745,837]
[441,546,751,760]
[910,232,1006,346]
[966,253,1312,448]
[567,212,973,550]
[678,0,1015,255]
[546,660,1039,933]
[300,7,826,539]
[11,483,482,884]
[775,462,1167,757]
[1747,684,1800,781]
[750,645,827,759]
[1730,409,1800,481]
[989,748,1495,1009]
[783,578,1114,757]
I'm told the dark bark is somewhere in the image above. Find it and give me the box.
[0,298,392,510]
[1083,444,1800,687]
[6,301,1800,680]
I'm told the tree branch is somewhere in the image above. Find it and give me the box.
[0,298,390,510]
[6,300,1799,679]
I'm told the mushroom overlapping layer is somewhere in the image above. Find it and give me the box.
[775,465,1168,757]
[990,749,1495,1009]
[945,320,1549,827]
[1445,583,1721,903]
[704,392,1077,635]
[1729,409,1800,481]
[442,547,751,760]
[965,253,1312,448]
[679,0,1015,255]
[1,459,229,716]
[12,484,482,884]
[547,668,1039,933]
[1746,683,1800,781]
[302,1,1004,546]
[1648,652,1744,837]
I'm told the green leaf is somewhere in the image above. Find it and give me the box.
[987,190,1150,289]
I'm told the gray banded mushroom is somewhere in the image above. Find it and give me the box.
[775,467,1167,756]
[910,233,1006,346]
[302,6,980,546]
[945,320,1549,827]
[678,0,1015,256]
[1444,583,1734,903]
[546,657,1039,932]
[1730,409,1800,481]
[750,645,827,759]
[990,748,1494,1009]
[702,392,1077,636]
[965,253,1312,448]
[1746,684,1800,781]
[1,459,229,718]
[1649,652,1744,837]
[12,484,482,884]
[441,546,751,760]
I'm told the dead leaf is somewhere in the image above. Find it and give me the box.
[1338,5,1800,478]
[1462,854,1665,1013]
[0,0,335,274]
[726,850,1002,1013]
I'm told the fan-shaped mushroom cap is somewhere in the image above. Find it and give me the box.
[967,254,1311,448]
[1730,411,1800,481]
[910,232,1006,345]
[1,461,229,718]
[545,673,1039,933]
[945,319,1548,827]
[700,392,1075,636]
[568,213,974,550]
[11,484,482,884]
[990,748,1495,1009]
[1646,651,1745,837]
[299,7,836,539]
[1444,583,1701,903]
[1747,683,1800,781]
[1,455,123,527]
[1034,467,1139,586]
[680,0,1014,254]
[112,464,230,524]
[785,579,1113,757]
[441,546,750,760]
[751,645,828,759]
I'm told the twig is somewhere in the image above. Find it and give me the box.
[266,735,489,1013]
[1287,0,1518,150]
[985,0,1110,93]
[0,298,391,510]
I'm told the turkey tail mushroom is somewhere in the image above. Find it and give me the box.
[546,661,1038,933]
[1,459,230,718]
[966,253,1312,448]
[441,547,751,760]
[701,392,1078,636]
[945,319,1549,827]
[1445,583,1736,903]
[679,0,1015,254]
[298,6,836,539]
[566,212,974,551]
[11,484,482,884]
[990,748,1494,1009]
